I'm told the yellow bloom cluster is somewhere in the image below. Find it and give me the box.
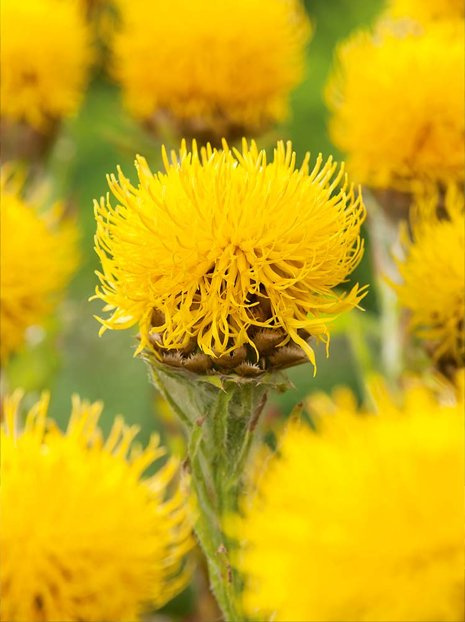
[111,0,310,138]
[388,0,464,22]
[396,185,465,367]
[0,391,192,622]
[94,140,366,373]
[0,174,78,363]
[0,0,92,130]
[236,379,464,622]
[326,20,465,191]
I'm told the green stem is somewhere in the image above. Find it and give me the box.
[188,433,237,621]
[365,191,404,387]
[147,360,288,621]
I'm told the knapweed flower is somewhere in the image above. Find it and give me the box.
[0,173,78,363]
[395,184,465,369]
[235,379,464,622]
[94,139,366,375]
[0,391,193,622]
[111,0,310,140]
[388,0,464,22]
[326,20,465,192]
[0,0,92,130]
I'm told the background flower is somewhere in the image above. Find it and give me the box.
[395,185,465,369]
[111,0,310,140]
[94,139,366,374]
[0,391,193,622]
[0,173,78,363]
[0,0,93,130]
[326,19,465,191]
[235,378,464,622]
[387,0,464,22]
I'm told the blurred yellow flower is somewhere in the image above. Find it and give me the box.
[93,139,366,374]
[326,20,465,191]
[395,185,465,368]
[235,379,464,622]
[111,0,310,139]
[0,0,92,130]
[0,391,193,622]
[0,174,78,363]
[388,0,464,22]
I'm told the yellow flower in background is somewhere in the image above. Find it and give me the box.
[326,20,465,192]
[388,0,464,22]
[235,379,464,622]
[0,0,92,130]
[111,0,310,140]
[395,185,465,368]
[0,391,193,622]
[0,174,78,363]
[94,140,366,375]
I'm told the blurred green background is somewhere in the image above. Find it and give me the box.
[9,0,383,444]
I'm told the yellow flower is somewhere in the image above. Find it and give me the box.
[388,0,464,22]
[235,379,464,622]
[0,0,92,130]
[0,391,193,622]
[326,20,465,191]
[0,173,78,363]
[395,184,465,367]
[93,139,366,374]
[111,0,310,139]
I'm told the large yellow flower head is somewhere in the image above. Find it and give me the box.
[111,0,310,140]
[0,0,93,130]
[326,20,465,191]
[94,140,366,375]
[0,174,78,363]
[395,185,465,368]
[236,379,465,622]
[0,391,193,622]
[388,0,465,22]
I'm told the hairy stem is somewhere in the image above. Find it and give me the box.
[147,360,287,620]
[365,191,404,386]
